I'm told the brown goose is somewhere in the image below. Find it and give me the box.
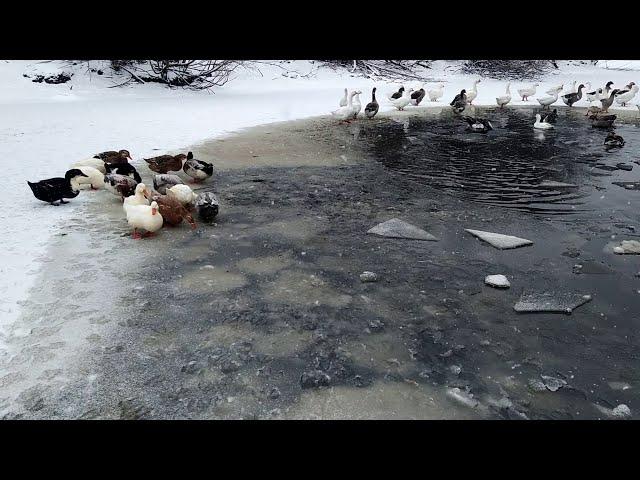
[144,153,187,174]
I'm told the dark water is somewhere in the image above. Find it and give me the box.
[360,107,640,217]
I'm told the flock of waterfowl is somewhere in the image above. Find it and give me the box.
[27,149,219,239]
[332,79,639,138]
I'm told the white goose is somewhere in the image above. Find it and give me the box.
[351,90,362,119]
[496,83,511,108]
[339,88,348,107]
[546,83,564,95]
[562,81,576,95]
[390,88,414,110]
[123,183,150,213]
[615,82,638,107]
[534,113,554,130]
[331,91,357,121]
[537,90,559,109]
[466,79,481,104]
[427,83,445,102]
[518,83,539,101]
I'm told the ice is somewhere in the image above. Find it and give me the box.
[538,180,578,188]
[613,240,640,255]
[446,387,478,409]
[514,291,592,314]
[484,274,511,289]
[367,218,438,241]
[465,229,533,250]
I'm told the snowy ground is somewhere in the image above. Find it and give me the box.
[1,59,639,358]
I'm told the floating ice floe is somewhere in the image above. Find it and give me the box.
[514,291,592,314]
[485,274,511,288]
[465,229,533,250]
[595,403,632,419]
[367,218,438,241]
[538,180,578,188]
[613,240,640,255]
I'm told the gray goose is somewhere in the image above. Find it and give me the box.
[364,88,379,118]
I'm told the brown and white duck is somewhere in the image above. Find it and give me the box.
[146,190,197,229]
[182,152,214,183]
[153,174,184,194]
[104,173,138,200]
[604,132,625,147]
[143,153,187,174]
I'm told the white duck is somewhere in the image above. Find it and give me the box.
[339,88,348,107]
[427,83,445,102]
[518,83,538,101]
[167,184,198,206]
[351,90,362,119]
[465,79,481,104]
[615,82,638,107]
[331,91,356,122]
[123,183,150,213]
[126,201,163,239]
[70,157,107,174]
[533,113,554,130]
[390,88,414,110]
[71,166,105,190]
[496,83,511,108]
[537,90,559,109]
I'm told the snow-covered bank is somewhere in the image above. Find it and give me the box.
[1,59,639,355]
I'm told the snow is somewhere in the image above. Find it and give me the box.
[1,59,639,353]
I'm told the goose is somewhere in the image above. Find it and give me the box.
[143,153,187,174]
[105,162,142,183]
[615,82,638,106]
[545,83,563,95]
[351,90,362,119]
[534,113,554,130]
[427,83,445,102]
[146,191,197,229]
[599,89,620,113]
[450,89,467,113]
[183,152,214,183]
[389,86,405,100]
[364,88,379,118]
[604,132,625,147]
[496,83,511,108]
[540,109,558,124]
[70,157,107,174]
[588,112,617,128]
[27,169,88,205]
[561,81,576,95]
[339,88,348,107]
[390,88,413,110]
[518,83,538,101]
[331,90,357,122]
[126,201,163,239]
[586,87,603,103]
[72,166,105,190]
[465,79,481,104]
[195,192,220,223]
[410,88,426,106]
[561,84,585,107]
[104,173,138,200]
[462,116,493,133]
[537,90,559,109]
[153,174,184,194]
[167,184,198,207]
[123,183,150,213]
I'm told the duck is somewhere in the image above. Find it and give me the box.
[410,87,426,106]
[364,88,379,118]
[195,192,220,223]
[588,112,617,128]
[153,174,184,194]
[427,83,445,102]
[72,166,105,190]
[585,87,603,103]
[537,90,559,109]
[104,173,138,200]
[540,108,558,124]
[331,90,357,122]
[351,90,362,119]
[105,162,142,183]
[465,79,481,104]
[389,86,405,100]
[462,116,493,133]
[143,153,187,174]
[561,84,585,107]
[339,88,348,107]
[390,88,413,110]
[123,183,150,213]
[100,149,132,166]
[167,184,198,206]
[450,89,467,113]
[534,113,554,130]
[183,152,214,183]
[599,89,620,113]
[604,132,625,147]
[615,82,638,107]
[126,201,163,239]
[27,168,88,206]
[518,83,538,101]
[496,82,512,108]
[70,157,107,174]
[146,191,197,229]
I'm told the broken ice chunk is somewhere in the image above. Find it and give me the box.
[465,229,533,250]
[367,218,438,241]
[485,274,511,289]
[513,291,592,314]
[613,240,640,255]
